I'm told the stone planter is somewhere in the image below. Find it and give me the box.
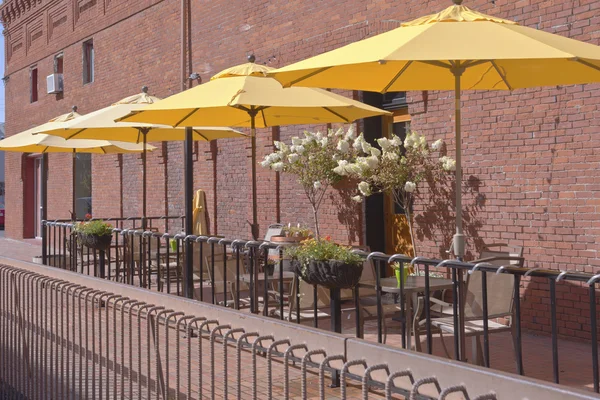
[292,260,363,289]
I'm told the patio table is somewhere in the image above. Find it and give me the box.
[359,276,453,350]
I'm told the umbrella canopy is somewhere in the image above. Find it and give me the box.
[0,109,151,220]
[271,2,600,91]
[119,64,389,128]
[119,59,390,239]
[269,0,600,260]
[41,88,246,228]
[0,132,153,154]
[43,90,245,142]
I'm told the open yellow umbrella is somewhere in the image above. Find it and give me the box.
[119,57,390,239]
[270,0,600,259]
[42,88,246,228]
[0,108,152,219]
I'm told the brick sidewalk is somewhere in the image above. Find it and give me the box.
[0,235,42,263]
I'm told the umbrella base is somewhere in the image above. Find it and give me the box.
[453,233,466,259]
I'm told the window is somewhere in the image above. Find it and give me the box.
[83,39,94,84]
[54,53,64,74]
[382,91,407,110]
[74,153,92,218]
[30,66,38,103]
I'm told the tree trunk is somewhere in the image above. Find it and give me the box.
[311,203,320,240]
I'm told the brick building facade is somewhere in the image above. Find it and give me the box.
[2,0,600,338]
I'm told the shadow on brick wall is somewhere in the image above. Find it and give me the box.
[415,173,485,260]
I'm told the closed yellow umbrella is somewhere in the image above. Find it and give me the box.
[270,0,600,260]
[0,109,152,219]
[119,58,390,238]
[42,88,246,228]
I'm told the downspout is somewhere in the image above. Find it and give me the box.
[181,0,187,92]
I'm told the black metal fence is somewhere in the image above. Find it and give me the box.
[41,220,600,393]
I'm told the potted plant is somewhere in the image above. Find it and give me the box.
[285,236,363,289]
[335,131,455,257]
[261,127,365,288]
[74,215,113,251]
[391,262,415,287]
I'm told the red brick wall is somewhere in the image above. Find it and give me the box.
[3,0,600,338]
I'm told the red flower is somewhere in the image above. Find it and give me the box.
[324,235,332,241]
[85,213,92,220]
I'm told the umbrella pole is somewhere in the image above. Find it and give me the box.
[142,129,148,230]
[250,111,258,240]
[72,149,76,220]
[183,127,194,298]
[453,70,465,260]
[453,65,467,362]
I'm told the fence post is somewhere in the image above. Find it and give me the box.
[41,153,48,265]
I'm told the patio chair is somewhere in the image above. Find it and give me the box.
[272,277,333,322]
[204,252,251,308]
[352,257,400,339]
[427,243,523,318]
[414,243,524,364]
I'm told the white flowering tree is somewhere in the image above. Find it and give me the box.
[260,126,360,239]
[335,131,455,256]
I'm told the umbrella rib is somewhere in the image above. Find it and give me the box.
[573,58,600,73]
[322,107,350,123]
[174,108,200,127]
[192,130,210,141]
[260,108,267,127]
[489,60,513,90]
[420,60,453,69]
[65,128,86,140]
[381,61,413,93]
[287,67,333,86]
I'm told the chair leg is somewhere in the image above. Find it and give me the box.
[382,315,387,344]
[414,323,422,353]
[357,307,364,339]
[510,321,523,375]
[438,330,452,359]
[471,336,484,366]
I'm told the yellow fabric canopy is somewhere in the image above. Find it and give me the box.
[1,109,152,153]
[0,133,152,154]
[118,68,389,128]
[42,92,246,142]
[270,3,600,92]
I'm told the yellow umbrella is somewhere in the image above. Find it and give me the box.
[119,57,390,238]
[0,109,152,219]
[270,0,600,259]
[42,88,246,227]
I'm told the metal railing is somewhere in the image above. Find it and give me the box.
[1,257,596,399]
[41,220,600,394]
[48,215,185,231]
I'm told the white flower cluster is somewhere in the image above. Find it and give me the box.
[439,156,456,172]
[333,130,454,203]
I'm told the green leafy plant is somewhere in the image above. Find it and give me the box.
[74,219,113,237]
[285,237,363,267]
